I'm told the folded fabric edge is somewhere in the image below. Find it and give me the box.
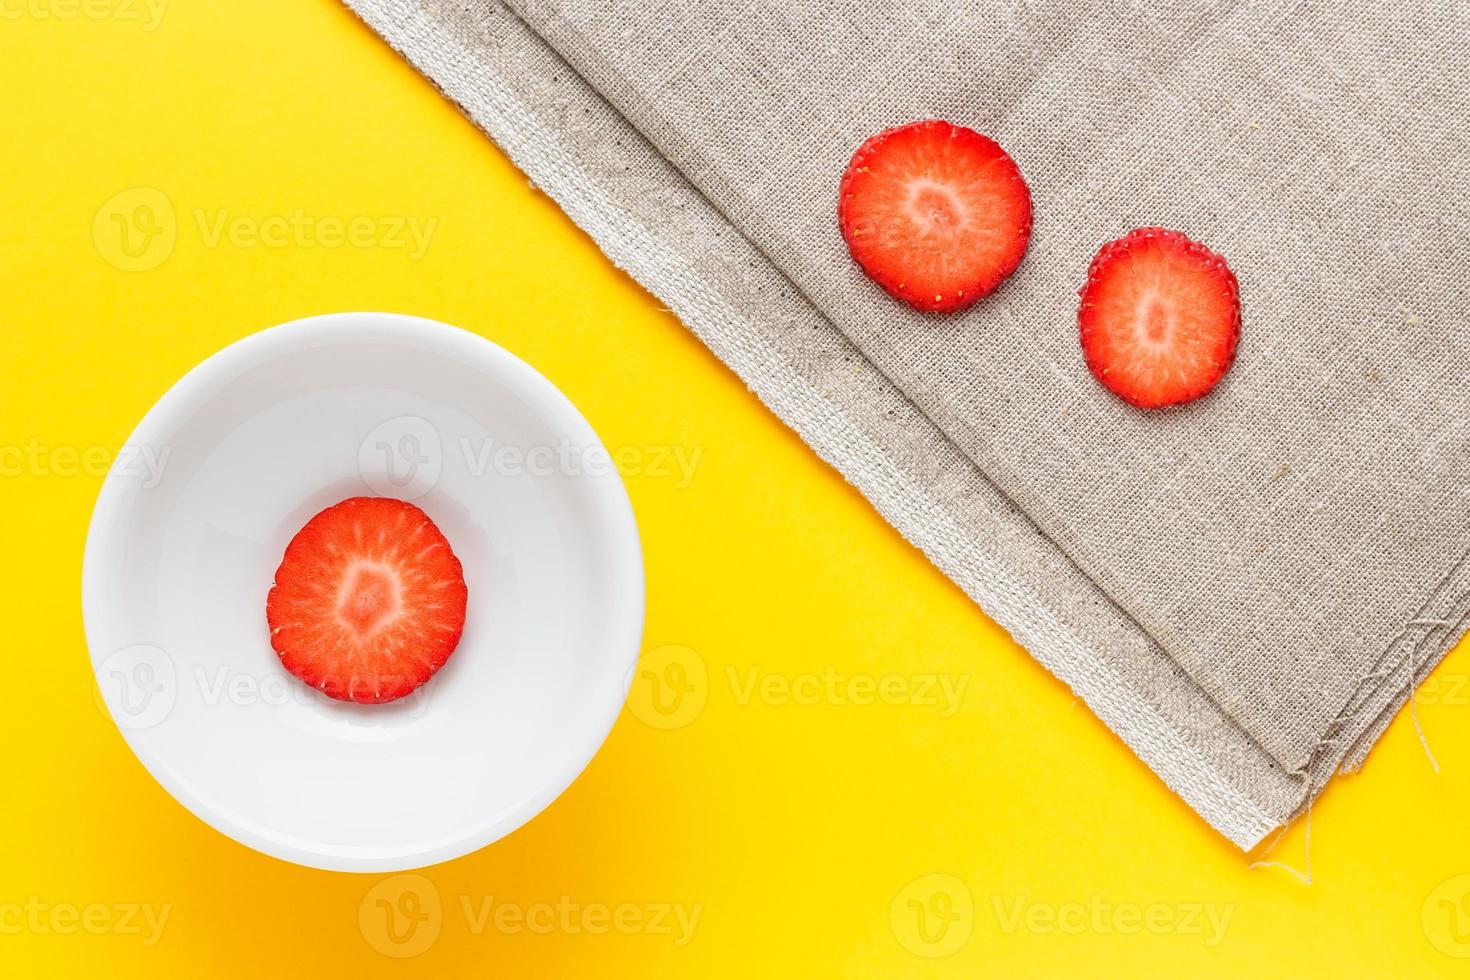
[340,0,1287,849]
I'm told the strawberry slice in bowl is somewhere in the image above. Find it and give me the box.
[267,496,469,705]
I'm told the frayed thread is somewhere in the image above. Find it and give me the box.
[1249,795,1313,885]
[1251,612,1457,885]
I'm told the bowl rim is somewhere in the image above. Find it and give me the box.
[81,311,645,872]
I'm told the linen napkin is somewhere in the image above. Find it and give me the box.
[342,0,1470,848]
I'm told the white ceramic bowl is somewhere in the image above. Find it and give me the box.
[82,313,644,872]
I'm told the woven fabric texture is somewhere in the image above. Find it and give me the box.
[342,0,1470,846]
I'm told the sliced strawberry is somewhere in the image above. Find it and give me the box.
[1078,227,1241,409]
[838,119,1032,312]
[266,496,468,704]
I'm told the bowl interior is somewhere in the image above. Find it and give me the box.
[83,314,642,871]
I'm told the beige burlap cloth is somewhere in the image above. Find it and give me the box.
[343,0,1470,848]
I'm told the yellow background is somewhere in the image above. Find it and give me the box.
[3,1,1469,975]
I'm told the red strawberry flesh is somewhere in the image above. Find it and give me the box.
[838,119,1032,312]
[266,496,468,703]
[1078,227,1241,409]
